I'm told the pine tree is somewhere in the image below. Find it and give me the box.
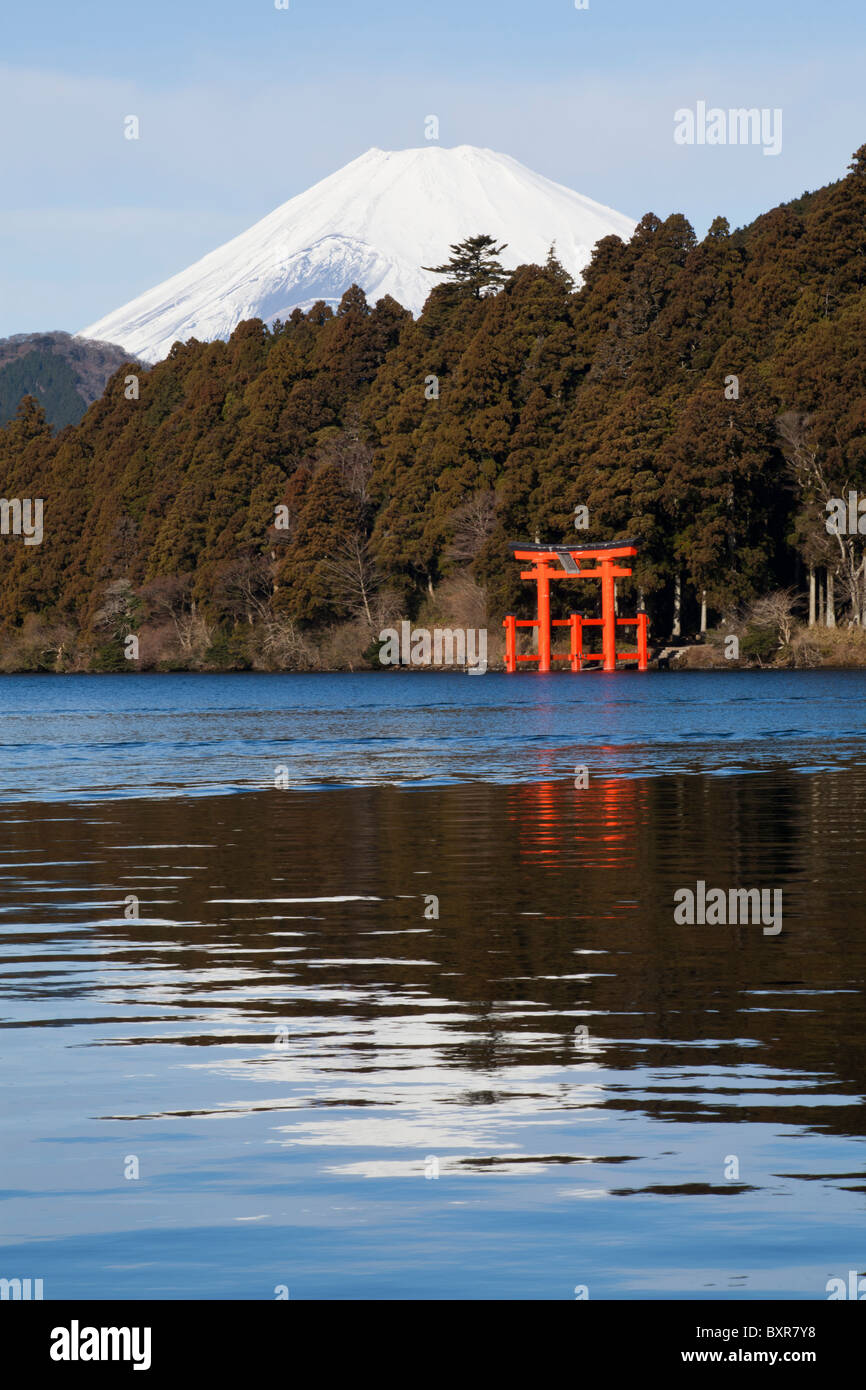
[423,234,509,299]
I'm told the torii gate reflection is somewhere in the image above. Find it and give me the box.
[503,540,649,673]
[507,775,646,870]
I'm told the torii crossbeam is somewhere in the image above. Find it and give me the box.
[503,539,649,673]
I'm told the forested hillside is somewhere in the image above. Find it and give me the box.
[0,333,143,431]
[2,146,865,672]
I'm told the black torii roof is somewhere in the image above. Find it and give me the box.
[511,538,641,552]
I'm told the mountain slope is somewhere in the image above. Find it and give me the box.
[0,332,142,430]
[80,146,636,363]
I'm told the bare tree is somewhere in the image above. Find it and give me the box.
[318,433,375,511]
[215,553,274,626]
[748,589,798,647]
[93,578,137,637]
[262,616,316,670]
[16,613,76,671]
[321,533,380,627]
[138,574,211,657]
[778,411,866,625]
[447,489,499,563]
[371,587,404,630]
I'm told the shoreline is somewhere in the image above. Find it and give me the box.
[2,660,866,677]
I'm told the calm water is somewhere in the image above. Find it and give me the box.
[1,671,865,1299]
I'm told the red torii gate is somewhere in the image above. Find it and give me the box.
[503,539,649,673]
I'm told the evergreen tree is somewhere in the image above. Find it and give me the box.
[423,234,509,299]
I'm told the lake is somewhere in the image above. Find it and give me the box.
[1,671,865,1299]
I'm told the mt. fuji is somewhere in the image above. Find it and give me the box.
[81,146,636,364]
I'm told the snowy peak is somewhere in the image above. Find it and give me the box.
[81,146,636,363]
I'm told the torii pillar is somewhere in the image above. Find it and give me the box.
[600,556,617,673]
[535,562,552,673]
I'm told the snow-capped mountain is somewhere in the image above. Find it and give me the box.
[81,146,636,364]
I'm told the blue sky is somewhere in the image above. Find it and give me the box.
[1,0,864,335]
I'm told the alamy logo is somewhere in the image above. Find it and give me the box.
[826,493,866,535]
[0,1276,43,1299]
[379,621,487,673]
[674,102,782,157]
[826,1271,866,1299]
[674,881,782,935]
[0,498,43,545]
[50,1320,152,1372]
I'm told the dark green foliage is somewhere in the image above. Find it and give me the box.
[0,332,143,430]
[0,350,85,430]
[2,145,866,664]
[203,631,252,670]
[89,641,129,673]
[741,625,779,663]
[424,234,510,299]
